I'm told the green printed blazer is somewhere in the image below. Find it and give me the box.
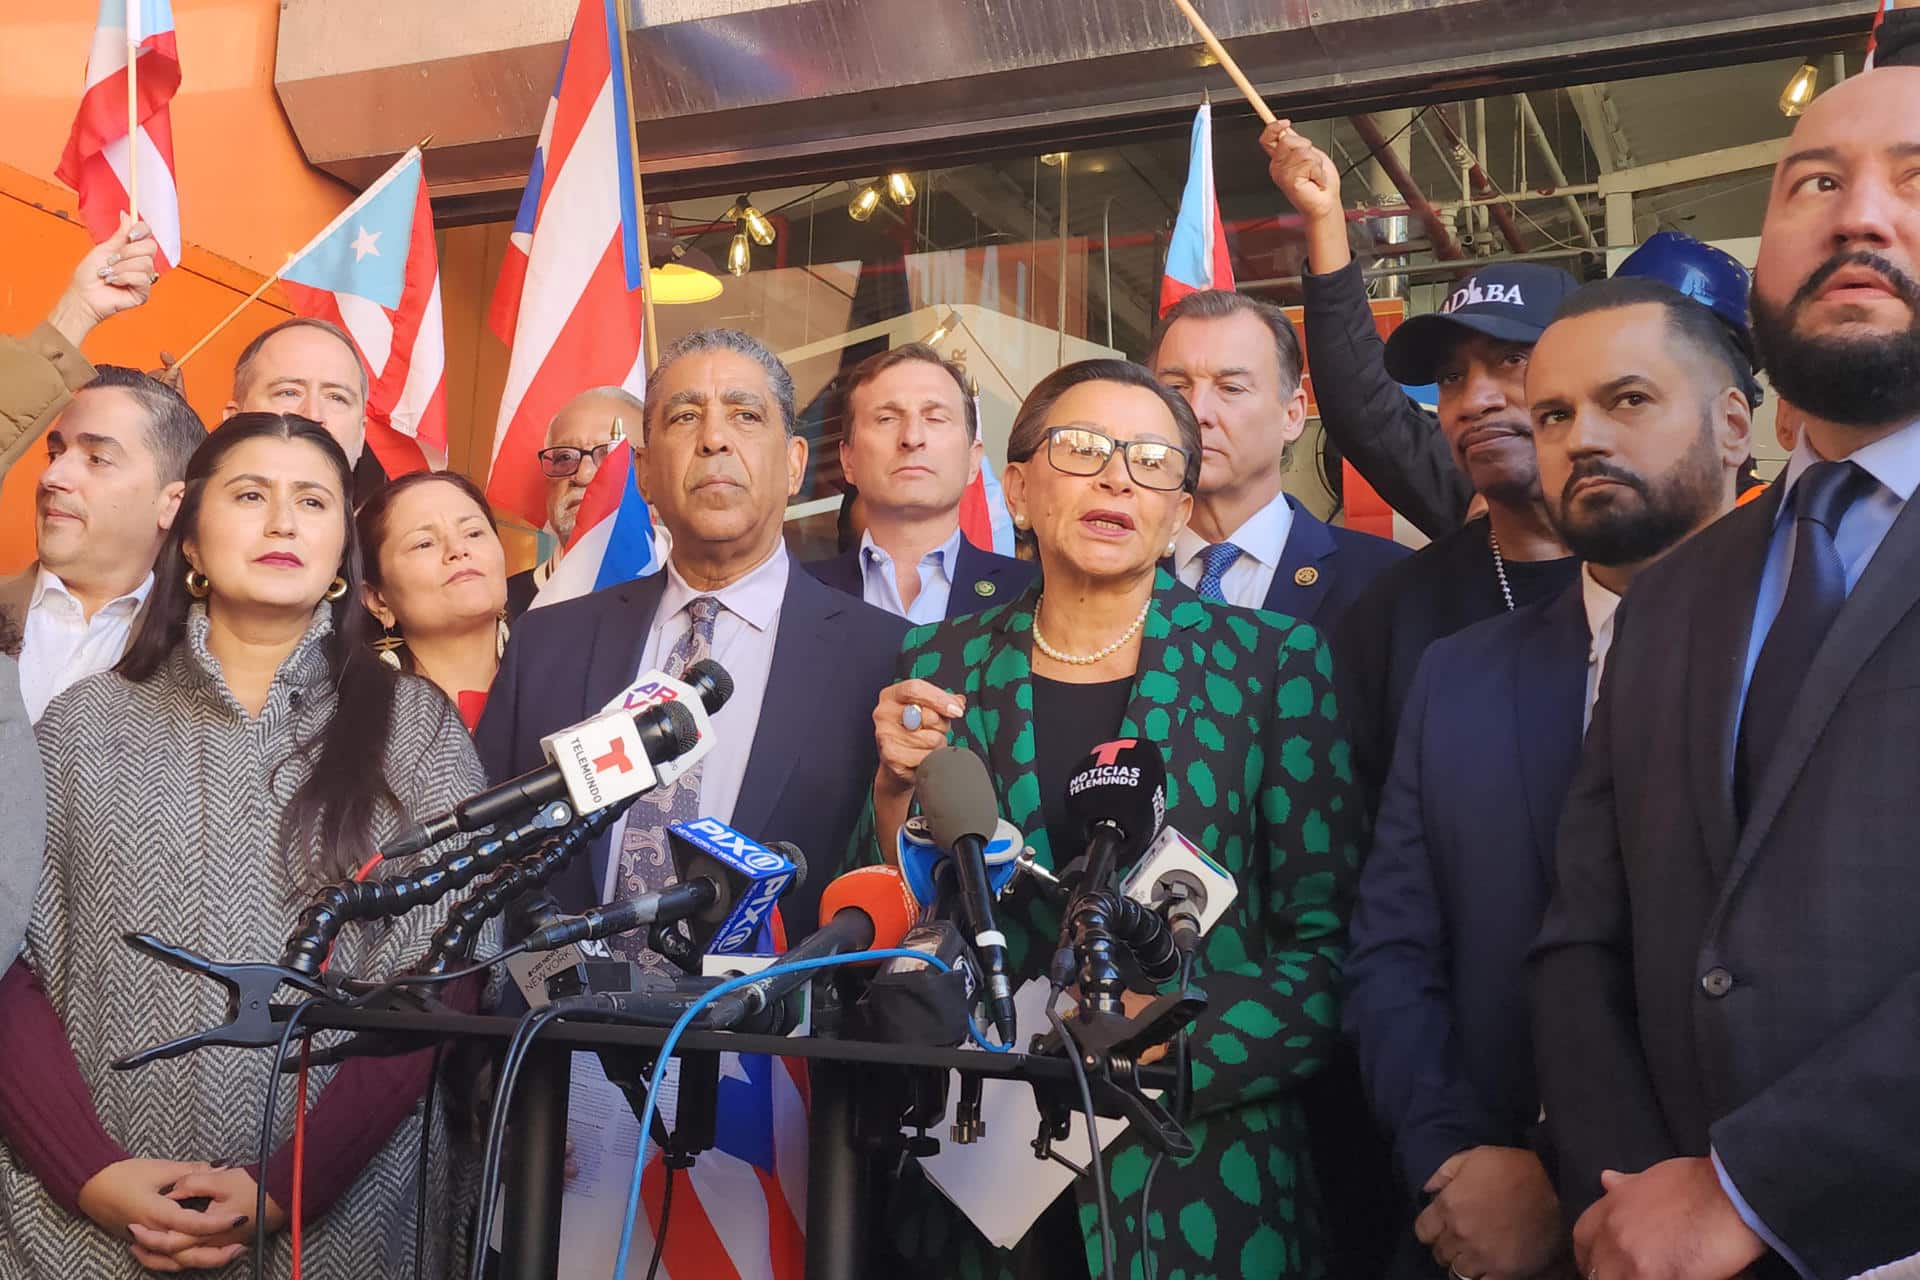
[848,569,1362,1280]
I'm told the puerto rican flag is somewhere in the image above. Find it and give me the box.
[957,385,1016,556]
[1868,0,1895,67]
[1158,100,1234,316]
[486,0,648,530]
[57,0,183,273]
[528,437,661,610]
[278,148,449,476]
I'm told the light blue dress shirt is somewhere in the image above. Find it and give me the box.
[1719,423,1920,1276]
[858,527,962,626]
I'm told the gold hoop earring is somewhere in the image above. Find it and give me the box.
[184,568,210,599]
[324,576,349,602]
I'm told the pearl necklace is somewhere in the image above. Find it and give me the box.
[1031,595,1152,666]
[1487,527,1516,612]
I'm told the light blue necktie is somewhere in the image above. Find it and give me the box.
[1198,541,1243,603]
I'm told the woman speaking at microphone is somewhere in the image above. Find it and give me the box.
[855,360,1362,1280]
[0,414,488,1278]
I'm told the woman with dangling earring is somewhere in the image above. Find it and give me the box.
[0,413,489,1278]
[355,470,511,732]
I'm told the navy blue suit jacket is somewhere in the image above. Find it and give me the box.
[473,563,908,936]
[805,536,1037,620]
[1344,581,1589,1195]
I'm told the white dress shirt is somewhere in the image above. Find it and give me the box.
[602,542,788,903]
[19,567,152,723]
[1581,565,1622,730]
[1173,489,1296,609]
[858,527,962,625]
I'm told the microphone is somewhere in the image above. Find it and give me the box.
[896,815,1023,913]
[666,820,807,955]
[598,658,734,790]
[381,699,700,859]
[1119,825,1239,953]
[1063,738,1168,903]
[700,865,916,1030]
[521,880,722,952]
[915,746,1018,1043]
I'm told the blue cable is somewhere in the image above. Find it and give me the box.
[609,946,1011,1278]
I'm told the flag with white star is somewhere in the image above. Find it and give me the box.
[281,150,420,309]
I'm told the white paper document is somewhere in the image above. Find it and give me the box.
[915,980,1136,1250]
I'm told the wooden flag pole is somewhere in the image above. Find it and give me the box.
[1169,0,1277,125]
[168,253,297,374]
[125,2,140,219]
[613,0,661,373]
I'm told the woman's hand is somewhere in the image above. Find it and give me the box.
[77,1159,236,1266]
[121,1166,287,1271]
[872,679,965,796]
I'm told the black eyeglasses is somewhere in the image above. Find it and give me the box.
[1042,426,1190,492]
[536,441,618,478]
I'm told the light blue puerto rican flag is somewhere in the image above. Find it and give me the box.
[527,437,662,611]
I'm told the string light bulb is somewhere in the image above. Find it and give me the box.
[1779,59,1819,117]
[727,230,751,277]
[848,183,882,221]
[1040,152,1069,167]
[886,171,917,206]
[739,198,775,246]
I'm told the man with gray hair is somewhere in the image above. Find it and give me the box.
[478,329,908,948]
[506,384,651,620]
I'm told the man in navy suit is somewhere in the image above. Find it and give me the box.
[807,344,1034,621]
[1149,288,1408,624]
[477,329,907,938]
[1345,277,1753,1279]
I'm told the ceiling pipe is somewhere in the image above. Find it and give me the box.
[1429,108,1529,254]
[1516,92,1599,249]
[1349,112,1464,262]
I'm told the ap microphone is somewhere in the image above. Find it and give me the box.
[915,746,1018,1044]
[599,658,734,790]
[701,865,917,1030]
[382,699,701,858]
[1063,738,1168,903]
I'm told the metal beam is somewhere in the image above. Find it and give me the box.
[1598,137,1786,195]
[1516,93,1599,248]
[1568,84,1631,171]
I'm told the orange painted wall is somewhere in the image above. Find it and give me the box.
[0,0,354,573]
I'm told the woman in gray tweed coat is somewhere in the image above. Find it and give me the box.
[0,414,489,1278]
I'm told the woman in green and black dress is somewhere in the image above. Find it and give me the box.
[853,359,1362,1280]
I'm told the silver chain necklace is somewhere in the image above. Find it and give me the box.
[1487,527,1516,612]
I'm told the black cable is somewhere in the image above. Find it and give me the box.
[644,1164,676,1280]
[253,996,322,1280]
[1048,1001,1116,1280]
[339,941,531,1006]
[467,1002,570,1280]
[413,1042,446,1280]
[1338,107,1430,185]
[1140,951,1197,1280]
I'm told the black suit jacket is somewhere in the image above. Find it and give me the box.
[503,567,538,623]
[804,537,1037,620]
[1347,584,1587,1203]
[1257,495,1410,627]
[1532,483,1920,1277]
[473,561,908,936]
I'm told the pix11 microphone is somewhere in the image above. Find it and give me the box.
[1063,738,1167,902]
[915,745,1018,1043]
[381,699,700,858]
[699,864,918,1030]
[667,819,807,955]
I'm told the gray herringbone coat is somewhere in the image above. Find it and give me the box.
[0,605,488,1279]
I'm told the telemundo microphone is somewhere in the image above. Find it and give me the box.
[1062,738,1168,907]
[914,746,1018,1044]
[380,697,702,859]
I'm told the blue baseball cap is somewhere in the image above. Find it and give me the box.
[1383,262,1583,385]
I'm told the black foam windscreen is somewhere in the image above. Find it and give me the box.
[766,840,809,892]
[656,699,701,758]
[914,746,1001,852]
[1062,738,1167,851]
[682,658,734,713]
